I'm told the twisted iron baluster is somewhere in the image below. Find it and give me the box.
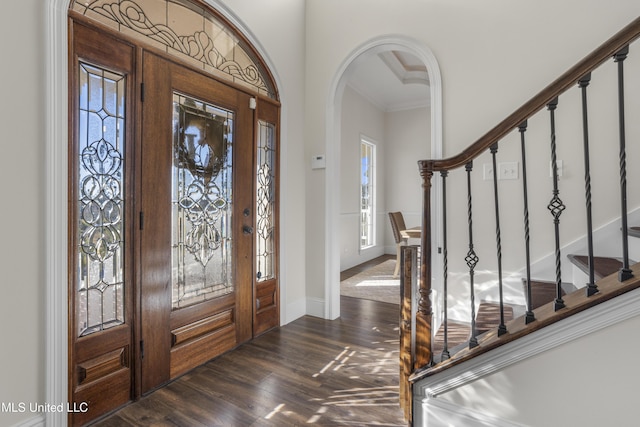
[440,171,450,361]
[614,46,633,282]
[579,73,599,296]
[490,143,507,336]
[465,162,479,348]
[519,121,535,324]
[547,97,566,311]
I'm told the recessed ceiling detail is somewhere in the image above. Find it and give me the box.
[347,49,430,112]
[379,51,430,85]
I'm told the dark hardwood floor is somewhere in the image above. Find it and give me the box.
[94,296,406,426]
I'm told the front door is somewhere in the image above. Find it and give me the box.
[139,51,254,392]
[70,10,280,423]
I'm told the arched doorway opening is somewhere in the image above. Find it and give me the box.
[324,37,443,320]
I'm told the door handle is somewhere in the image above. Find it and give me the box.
[243,225,253,235]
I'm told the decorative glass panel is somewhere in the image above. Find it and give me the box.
[172,93,234,309]
[70,0,276,99]
[77,62,126,337]
[256,121,276,282]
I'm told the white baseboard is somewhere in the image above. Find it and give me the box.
[283,297,307,324]
[416,398,525,427]
[306,297,325,318]
[8,414,45,427]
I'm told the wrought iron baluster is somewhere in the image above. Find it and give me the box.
[519,121,535,324]
[465,162,479,348]
[614,46,634,282]
[440,171,450,360]
[490,143,507,336]
[579,73,599,296]
[547,97,566,311]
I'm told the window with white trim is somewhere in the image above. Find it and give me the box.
[360,138,376,249]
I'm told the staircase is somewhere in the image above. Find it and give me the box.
[399,16,640,427]
[429,245,637,366]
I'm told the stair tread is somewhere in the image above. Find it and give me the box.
[629,226,640,238]
[568,254,624,280]
[433,320,470,354]
[475,302,514,334]
[523,279,567,310]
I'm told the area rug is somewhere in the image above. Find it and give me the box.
[340,259,400,305]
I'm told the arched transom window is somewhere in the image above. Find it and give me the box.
[70,0,277,99]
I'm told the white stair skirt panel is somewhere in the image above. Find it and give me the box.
[413,286,640,426]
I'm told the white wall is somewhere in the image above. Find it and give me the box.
[0,1,44,426]
[384,106,431,249]
[339,86,386,270]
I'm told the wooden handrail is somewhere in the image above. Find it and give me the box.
[419,16,640,174]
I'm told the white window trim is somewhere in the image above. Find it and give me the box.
[359,136,376,251]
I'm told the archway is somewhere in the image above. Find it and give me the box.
[324,36,443,320]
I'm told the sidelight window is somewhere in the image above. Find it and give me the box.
[256,121,276,282]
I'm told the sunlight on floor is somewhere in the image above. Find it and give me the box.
[313,346,352,377]
[304,338,405,426]
[326,385,399,407]
[264,403,285,419]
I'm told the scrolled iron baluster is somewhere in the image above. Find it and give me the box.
[614,46,633,282]
[519,121,535,324]
[465,161,479,348]
[578,73,599,296]
[440,170,450,361]
[547,97,566,311]
[490,143,507,336]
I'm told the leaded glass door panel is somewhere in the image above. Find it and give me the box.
[253,101,280,336]
[172,93,234,310]
[140,51,254,393]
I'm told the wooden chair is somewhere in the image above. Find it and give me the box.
[389,212,408,277]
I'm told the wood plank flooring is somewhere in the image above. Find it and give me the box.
[94,296,406,426]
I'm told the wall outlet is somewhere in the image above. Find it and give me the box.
[499,162,519,180]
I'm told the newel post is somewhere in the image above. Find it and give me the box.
[417,161,433,369]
